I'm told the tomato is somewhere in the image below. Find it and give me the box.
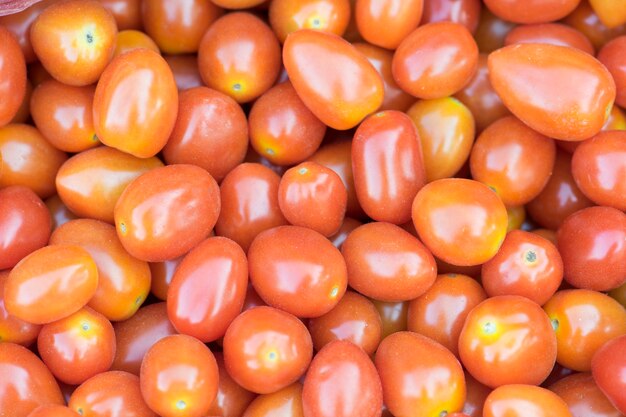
[484,0,581,24]
[114,164,220,262]
[111,302,176,375]
[49,219,151,321]
[142,0,222,54]
[0,186,50,270]
[598,36,626,111]
[483,384,572,417]
[269,0,350,43]
[248,226,347,318]
[355,0,423,49]
[93,48,178,158]
[283,29,383,130]
[0,1,52,63]
[488,43,615,141]
[164,54,204,91]
[149,257,182,301]
[0,25,27,126]
[0,270,41,345]
[223,306,313,394]
[27,405,81,417]
[208,353,256,417]
[563,1,626,51]
[406,97,475,182]
[463,373,492,417]
[30,0,117,86]
[421,0,481,33]
[69,371,156,417]
[100,0,142,30]
[544,289,626,372]
[504,23,595,54]
[0,123,67,198]
[55,146,162,224]
[550,373,623,417]
[0,342,64,416]
[375,331,466,417]
[308,290,382,355]
[474,8,516,53]
[140,334,218,417]
[45,194,77,231]
[11,78,32,124]
[372,299,408,339]
[5,245,98,324]
[407,273,487,357]
[198,12,280,103]
[412,178,508,266]
[352,111,426,224]
[589,0,626,28]
[302,340,383,417]
[242,383,304,417]
[557,206,626,291]
[459,296,557,388]
[610,282,626,308]
[113,30,160,57]
[210,0,266,9]
[215,163,287,252]
[592,334,626,414]
[163,87,248,182]
[481,230,563,305]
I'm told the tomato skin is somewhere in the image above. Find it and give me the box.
[412,178,508,266]
[355,0,423,49]
[422,0,481,33]
[242,383,304,417]
[0,186,50,270]
[223,306,313,394]
[592,335,626,414]
[45,195,77,231]
[372,300,408,339]
[208,353,256,417]
[598,36,626,107]
[5,245,99,324]
[27,405,81,417]
[114,164,220,262]
[488,43,615,141]
[563,1,626,51]
[458,296,557,388]
[0,26,27,127]
[167,236,248,342]
[463,373,492,417]
[484,0,581,24]
[113,30,160,58]
[504,23,595,54]
[302,340,383,417]
[483,384,572,417]
[99,0,142,30]
[93,48,178,158]
[375,331,466,417]
[269,0,351,43]
[0,1,52,63]
[140,334,219,417]
[557,206,626,291]
[0,270,41,346]
[164,54,204,91]
[550,373,623,417]
[30,0,117,86]
[0,342,64,416]
[283,29,383,130]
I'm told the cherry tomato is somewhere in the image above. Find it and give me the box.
[329,217,362,249]
[598,37,626,111]
[550,373,623,417]
[0,25,27,126]
[113,29,160,57]
[474,8,516,53]
[588,0,626,28]
[164,54,204,90]
[242,383,304,417]
[463,373,492,417]
[208,353,256,417]
[563,0,626,50]
[484,0,581,24]
[210,0,266,9]
[114,164,220,262]
[421,0,481,33]
[99,0,142,30]
[372,299,408,339]
[483,384,572,417]
[45,194,77,231]
[223,306,313,394]
[375,331,466,417]
[355,0,423,49]
[592,334,626,414]
[504,23,595,54]
[27,405,81,417]
[0,0,52,63]
[0,270,41,345]
[283,29,383,130]
[269,0,350,43]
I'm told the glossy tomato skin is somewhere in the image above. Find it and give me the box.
[422,0,481,33]
[355,0,423,49]
[393,22,478,99]
[557,206,626,291]
[283,29,383,130]
[504,23,595,54]
[49,219,151,321]
[208,353,256,417]
[269,0,350,43]
[550,373,623,417]
[598,36,626,108]
[0,270,41,346]
[5,245,98,324]
[592,335,626,414]
[27,405,81,417]
[99,0,142,30]
[30,0,117,86]
[483,384,572,417]
[167,236,247,342]
[242,383,304,417]
[0,342,64,416]
[488,43,615,141]
[484,0,581,24]
[56,146,163,224]
[198,12,281,103]
[140,334,219,417]
[0,26,27,126]
[412,178,508,266]
[474,8,516,53]
[0,186,50,270]
[114,164,220,262]
[458,295,557,388]
[164,54,204,90]
[462,373,492,417]
[375,331,466,417]
[112,29,160,58]
[163,86,248,182]
[302,341,383,417]
[93,48,178,158]
[45,195,77,231]
[563,1,626,51]
[372,300,408,339]
[248,226,347,318]
[223,306,313,394]
[0,1,52,63]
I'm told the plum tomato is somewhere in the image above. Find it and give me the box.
[93,48,178,158]
[412,178,508,266]
[375,331,466,417]
[45,195,77,231]
[27,405,81,417]
[140,334,218,417]
[483,0,581,24]
[223,306,313,394]
[355,0,423,49]
[208,353,256,417]
[588,0,626,28]
[372,299,408,339]
[113,164,220,262]
[210,0,266,9]
[269,0,351,43]
[421,0,481,34]
[550,373,623,417]
[164,54,204,91]
[591,335,626,414]
[483,384,572,417]
[30,0,117,86]
[544,289,626,372]
[473,8,516,53]
[283,29,383,130]
[488,43,615,141]
[463,373,492,417]
[198,12,281,103]
[563,0,626,51]
[242,383,304,417]
[99,0,142,30]
[0,1,52,63]
[458,295,557,388]
[302,341,383,417]
[599,36,626,107]
[0,270,41,346]
[0,25,27,127]
[113,29,160,57]
[504,23,595,54]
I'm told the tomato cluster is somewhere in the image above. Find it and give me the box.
[1,0,626,416]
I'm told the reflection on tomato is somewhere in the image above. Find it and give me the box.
[483,384,572,417]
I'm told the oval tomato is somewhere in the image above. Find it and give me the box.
[483,384,572,417]
[0,270,41,346]
[591,335,626,415]
[483,0,581,24]
[355,0,423,49]
[0,26,26,126]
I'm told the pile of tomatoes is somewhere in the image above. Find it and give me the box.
[1,0,626,416]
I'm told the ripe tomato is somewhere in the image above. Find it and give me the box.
[164,54,204,90]
[0,270,41,346]
[27,405,81,417]
[355,0,423,49]
[463,373,492,417]
[599,36,626,108]
[210,0,266,9]
[0,1,52,63]
[421,0,481,33]
[592,335,626,414]
[45,194,77,231]
[372,299,408,339]
[563,0,626,51]
[483,0,581,24]
[269,0,350,43]
[589,0,626,28]
[473,8,516,53]
[550,373,623,417]
[208,353,256,417]
[113,29,160,57]
[242,383,304,417]
[483,384,572,417]
[99,0,142,30]
[0,25,26,126]
[504,23,595,54]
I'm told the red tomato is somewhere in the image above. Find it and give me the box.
[599,36,626,107]
[504,23,595,54]
[0,26,26,126]
[463,373,492,417]
[99,0,142,30]
[483,0,581,24]
[0,270,41,346]
[474,8,517,53]
[355,0,423,49]
[149,257,182,301]
[283,29,383,130]
[27,405,81,417]
[483,384,572,417]
[45,194,77,231]
[242,383,304,417]
[563,0,626,51]
[164,54,204,91]
[329,217,362,249]
[422,0,481,33]
[302,341,382,417]
[0,0,52,63]
[112,29,160,58]
[372,299,408,339]
[550,373,623,417]
[208,353,256,417]
[269,0,351,43]
[592,335,626,414]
